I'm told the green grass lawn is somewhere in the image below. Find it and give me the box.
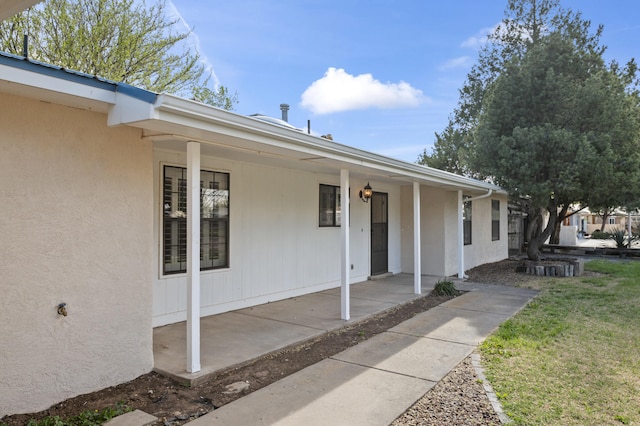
[481,259,640,425]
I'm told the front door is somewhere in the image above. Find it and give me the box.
[370,192,388,275]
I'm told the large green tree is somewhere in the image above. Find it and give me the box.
[419,0,602,177]
[421,0,640,254]
[473,32,640,259]
[0,0,237,109]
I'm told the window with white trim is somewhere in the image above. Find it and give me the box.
[463,198,472,245]
[163,165,229,274]
[492,200,500,241]
[319,184,341,227]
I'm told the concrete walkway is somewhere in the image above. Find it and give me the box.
[187,280,538,426]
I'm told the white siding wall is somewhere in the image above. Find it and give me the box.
[0,93,154,416]
[457,196,509,275]
[152,149,403,326]
[401,186,509,278]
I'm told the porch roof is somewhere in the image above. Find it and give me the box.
[0,50,504,195]
[116,93,505,195]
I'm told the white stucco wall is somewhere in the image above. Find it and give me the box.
[0,93,154,416]
[152,149,403,326]
[401,186,508,278]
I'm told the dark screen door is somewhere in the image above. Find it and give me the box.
[371,192,388,275]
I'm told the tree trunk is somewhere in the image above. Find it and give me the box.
[527,235,542,261]
[526,206,543,243]
[600,210,609,232]
[549,204,570,244]
[526,200,558,260]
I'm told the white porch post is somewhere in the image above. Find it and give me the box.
[628,210,632,248]
[457,190,465,280]
[413,182,421,294]
[186,141,201,373]
[340,169,350,320]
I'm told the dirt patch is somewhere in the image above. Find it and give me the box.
[465,257,547,285]
[1,293,456,425]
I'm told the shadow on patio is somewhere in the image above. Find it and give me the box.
[153,273,444,386]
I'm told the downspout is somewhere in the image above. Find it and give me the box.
[466,189,493,203]
[458,189,493,279]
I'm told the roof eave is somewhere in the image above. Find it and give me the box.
[140,94,506,194]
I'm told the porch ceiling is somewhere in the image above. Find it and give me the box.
[148,131,492,193]
[126,94,503,195]
[149,133,407,185]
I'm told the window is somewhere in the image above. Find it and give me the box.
[163,165,229,274]
[492,200,500,241]
[319,184,341,227]
[463,198,472,245]
[608,217,616,225]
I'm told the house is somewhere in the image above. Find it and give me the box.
[563,206,639,238]
[0,5,508,417]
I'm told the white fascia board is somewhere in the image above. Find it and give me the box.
[148,94,505,194]
[0,63,115,107]
[107,91,158,127]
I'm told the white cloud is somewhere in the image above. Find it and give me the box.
[440,56,473,70]
[461,25,497,50]
[300,68,426,115]
[166,0,220,87]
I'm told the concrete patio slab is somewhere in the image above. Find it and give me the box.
[153,273,449,385]
[332,332,474,382]
[189,358,435,426]
[154,311,326,385]
[320,273,441,304]
[235,291,397,330]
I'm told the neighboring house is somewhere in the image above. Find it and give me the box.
[564,206,640,236]
[0,10,508,418]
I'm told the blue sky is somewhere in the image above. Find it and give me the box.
[168,1,639,163]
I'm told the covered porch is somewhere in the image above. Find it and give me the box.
[153,273,446,385]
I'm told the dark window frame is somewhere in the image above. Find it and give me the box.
[491,199,500,241]
[319,184,341,227]
[162,165,230,275]
[463,198,472,245]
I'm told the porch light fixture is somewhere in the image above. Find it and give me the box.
[359,182,373,203]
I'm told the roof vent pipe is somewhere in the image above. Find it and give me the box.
[23,8,31,58]
[280,103,289,122]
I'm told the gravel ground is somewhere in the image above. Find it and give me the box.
[391,356,503,425]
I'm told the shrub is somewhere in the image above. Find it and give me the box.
[432,279,457,296]
[609,227,627,248]
[591,229,610,239]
